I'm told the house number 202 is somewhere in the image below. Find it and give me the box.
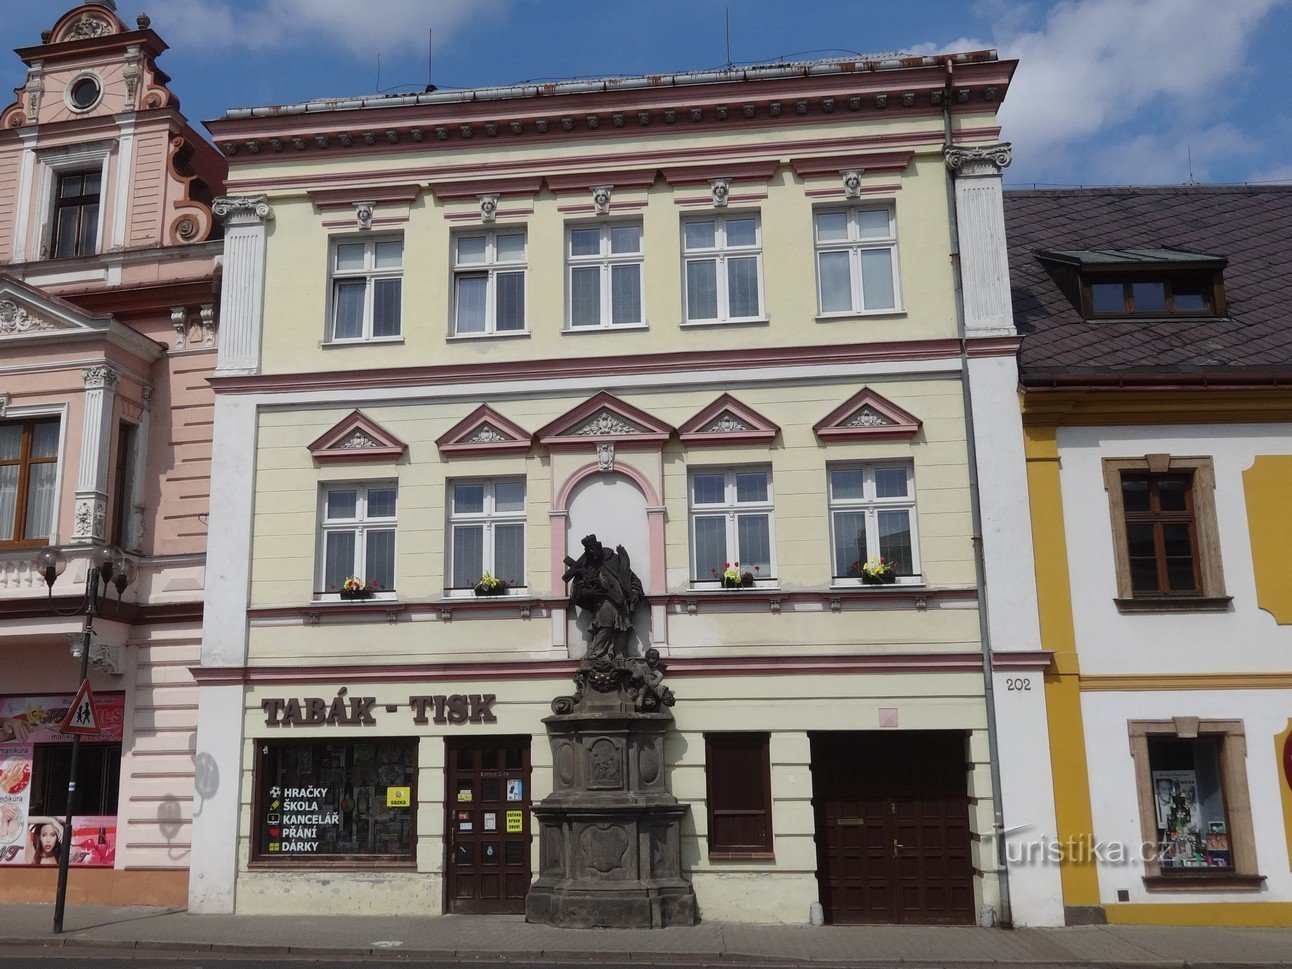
[1006,677,1032,692]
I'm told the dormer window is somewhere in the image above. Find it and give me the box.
[1037,249,1227,322]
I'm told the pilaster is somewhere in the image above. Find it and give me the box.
[73,364,120,544]
[211,196,273,375]
[946,143,1015,337]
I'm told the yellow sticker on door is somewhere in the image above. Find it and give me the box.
[386,786,411,807]
[506,810,523,833]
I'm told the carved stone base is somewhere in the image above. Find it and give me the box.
[526,711,697,928]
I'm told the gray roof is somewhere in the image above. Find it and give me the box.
[1004,186,1292,384]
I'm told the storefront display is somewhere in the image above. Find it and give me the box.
[0,694,124,867]
[255,738,416,861]
[1150,736,1231,870]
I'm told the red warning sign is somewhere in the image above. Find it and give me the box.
[60,680,101,736]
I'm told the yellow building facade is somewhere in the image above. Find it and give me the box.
[188,55,1055,925]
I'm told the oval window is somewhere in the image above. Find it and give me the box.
[70,76,101,111]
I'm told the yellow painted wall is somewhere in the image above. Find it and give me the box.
[251,114,976,376]
[1244,455,1292,624]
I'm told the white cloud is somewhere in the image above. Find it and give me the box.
[908,0,1286,183]
[145,0,511,58]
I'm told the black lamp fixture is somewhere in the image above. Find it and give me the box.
[36,544,136,934]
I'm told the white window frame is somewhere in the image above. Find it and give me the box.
[565,221,645,330]
[34,143,113,262]
[827,462,921,585]
[326,235,404,343]
[681,214,765,325]
[687,466,777,586]
[813,204,903,317]
[451,229,528,337]
[446,478,528,595]
[316,481,398,600]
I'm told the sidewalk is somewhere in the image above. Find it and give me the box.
[2,905,1291,966]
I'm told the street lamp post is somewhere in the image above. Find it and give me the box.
[36,545,136,935]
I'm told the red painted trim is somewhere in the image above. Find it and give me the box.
[444,207,534,222]
[307,410,409,463]
[307,184,421,209]
[435,404,534,457]
[989,650,1054,671]
[661,160,780,185]
[535,390,676,450]
[813,387,922,441]
[221,127,1006,195]
[545,169,659,192]
[965,336,1022,357]
[677,393,780,446]
[805,183,902,198]
[431,176,544,201]
[676,192,767,206]
[789,151,914,178]
[212,338,1006,397]
[190,648,990,686]
[554,461,662,510]
[556,201,647,214]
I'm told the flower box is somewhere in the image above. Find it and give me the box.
[721,572,757,589]
[860,572,898,586]
[338,588,374,600]
[473,582,511,597]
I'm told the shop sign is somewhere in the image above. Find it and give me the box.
[386,786,411,808]
[1,693,124,744]
[261,689,497,728]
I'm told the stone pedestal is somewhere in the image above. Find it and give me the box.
[526,659,697,927]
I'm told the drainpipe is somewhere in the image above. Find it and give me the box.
[940,58,1013,929]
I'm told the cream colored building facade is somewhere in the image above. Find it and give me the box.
[189,54,1056,925]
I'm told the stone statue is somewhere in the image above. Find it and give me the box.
[564,533,644,661]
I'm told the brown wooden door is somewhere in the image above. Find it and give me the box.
[810,731,974,925]
[445,736,532,914]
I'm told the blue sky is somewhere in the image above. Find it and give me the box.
[5,0,1290,187]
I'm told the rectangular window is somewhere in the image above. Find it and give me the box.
[110,420,138,549]
[705,733,773,857]
[447,479,526,592]
[254,738,416,862]
[1120,473,1201,596]
[1149,735,1232,872]
[828,463,919,581]
[1085,274,1218,318]
[689,467,774,583]
[0,418,60,547]
[567,223,643,328]
[682,215,763,323]
[814,206,899,314]
[52,172,101,259]
[329,237,403,342]
[318,483,397,596]
[453,230,527,336]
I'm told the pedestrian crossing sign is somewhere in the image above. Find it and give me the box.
[60,680,101,736]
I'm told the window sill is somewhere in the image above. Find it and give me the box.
[321,337,405,348]
[312,593,399,604]
[442,588,531,600]
[708,850,775,861]
[563,323,650,334]
[1143,872,1265,893]
[1114,596,1232,613]
[249,858,418,870]
[830,579,926,590]
[689,582,780,593]
[446,330,531,342]
[678,317,771,329]
[815,309,906,322]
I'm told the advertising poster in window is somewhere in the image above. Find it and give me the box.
[0,694,125,744]
[0,742,32,865]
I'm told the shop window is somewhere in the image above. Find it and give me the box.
[705,733,773,857]
[253,738,417,863]
[1129,719,1263,891]
[566,222,644,329]
[317,482,397,598]
[688,467,775,585]
[0,692,124,867]
[828,463,920,583]
[446,479,526,594]
[453,230,527,336]
[0,418,60,548]
[814,205,900,315]
[328,237,403,342]
[682,215,763,324]
[52,171,101,259]
[1102,456,1228,611]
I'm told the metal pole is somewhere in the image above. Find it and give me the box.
[52,568,97,935]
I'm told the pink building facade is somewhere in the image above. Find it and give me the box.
[0,1,224,905]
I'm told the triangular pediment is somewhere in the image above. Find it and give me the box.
[0,276,110,338]
[678,394,780,446]
[308,410,408,464]
[813,388,922,442]
[436,405,532,457]
[537,392,674,451]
